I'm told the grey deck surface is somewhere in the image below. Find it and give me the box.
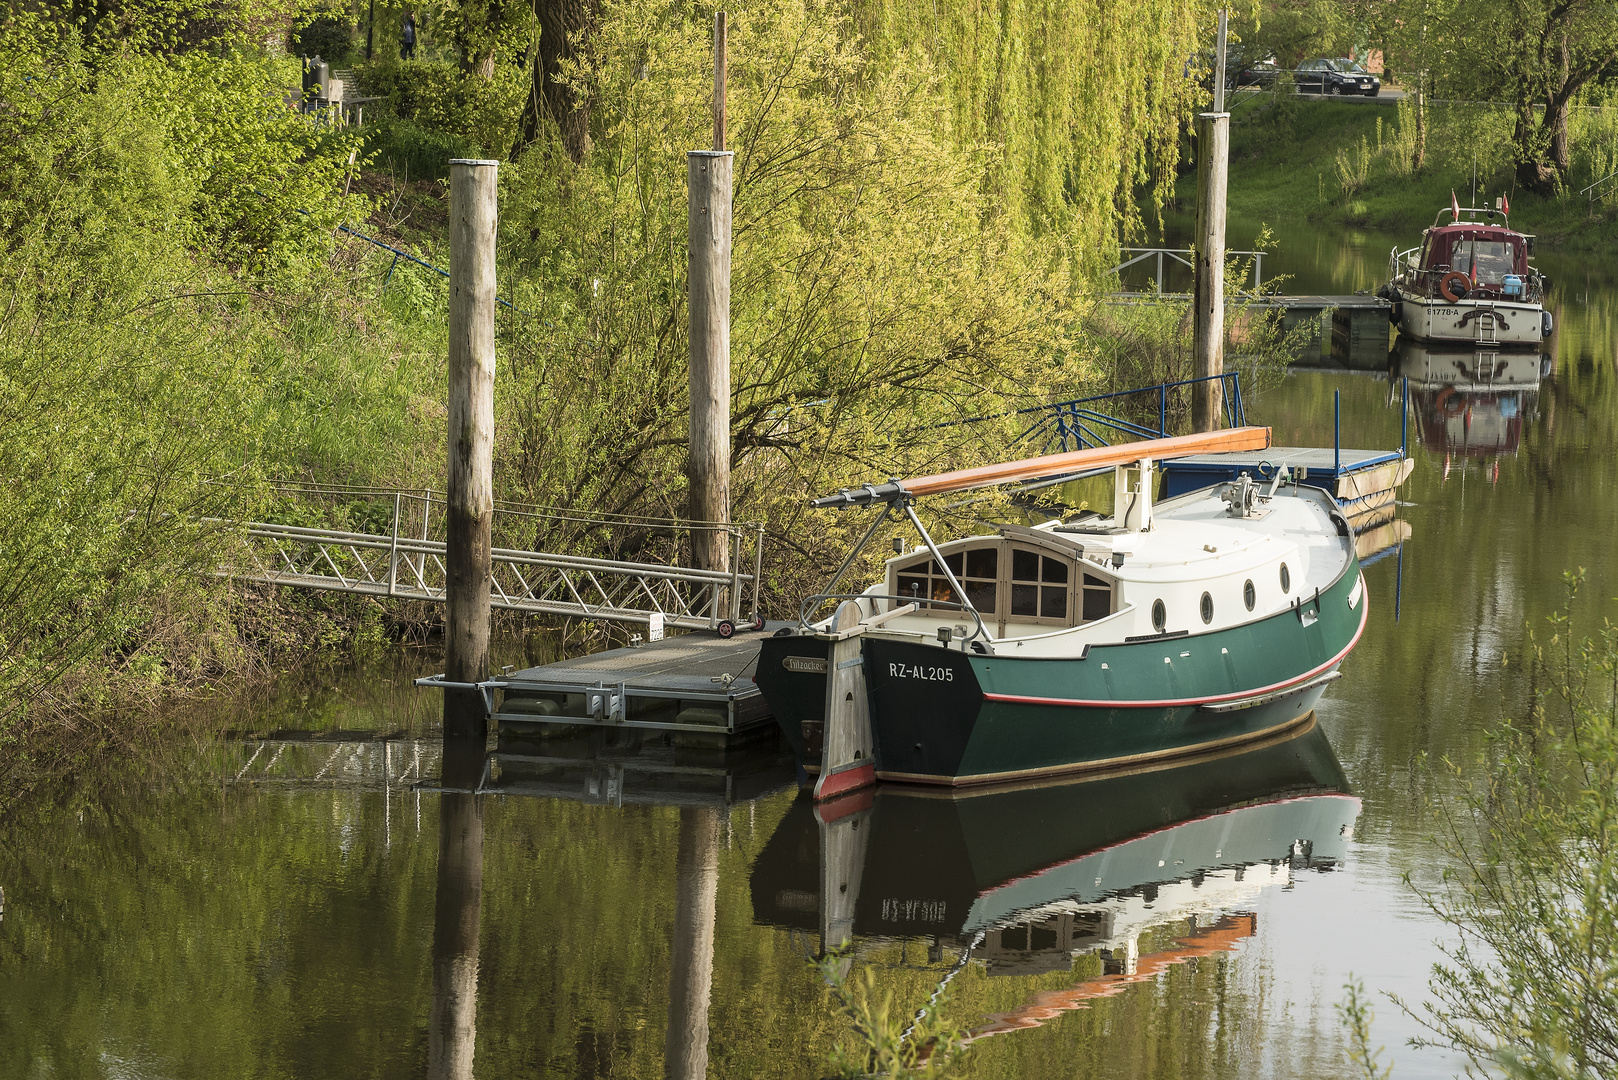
[1173,447,1403,474]
[504,626,783,696]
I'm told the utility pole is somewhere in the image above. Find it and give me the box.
[1193,9,1230,433]
[444,158,498,741]
[687,13,732,574]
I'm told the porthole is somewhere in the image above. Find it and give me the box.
[1243,579,1256,611]
[1151,599,1166,632]
[1280,563,1291,594]
[1200,592,1214,624]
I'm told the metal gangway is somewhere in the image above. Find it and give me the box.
[213,485,765,633]
[1110,246,1271,297]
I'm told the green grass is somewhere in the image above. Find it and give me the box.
[1186,98,1618,251]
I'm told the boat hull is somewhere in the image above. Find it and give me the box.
[1393,290,1546,345]
[756,558,1367,786]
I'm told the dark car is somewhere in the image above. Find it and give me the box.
[1295,58,1381,96]
[1191,47,1282,92]
[1235,60,1282,89]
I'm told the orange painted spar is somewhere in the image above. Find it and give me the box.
[959,914,1256,1047]
[902,427,1272,498]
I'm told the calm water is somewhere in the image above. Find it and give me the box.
[4,219,1616,1079]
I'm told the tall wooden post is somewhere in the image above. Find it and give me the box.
[445,158,498,740]
[687,14,731,574]
[664,806,720,1080]
[1193,114,1230,432]
[1193,12,1229,433]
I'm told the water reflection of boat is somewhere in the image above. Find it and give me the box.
[751,721,1357,982]
[1391,337,1547,458]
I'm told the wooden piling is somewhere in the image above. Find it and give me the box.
[445,158,498,740]
[1192,111,1229,432]
[687,148,733,573]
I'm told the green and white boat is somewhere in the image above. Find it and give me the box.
[755,428,1368,793]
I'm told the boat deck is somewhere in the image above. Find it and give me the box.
[495,627,786,735]
[1162,447,1404,496]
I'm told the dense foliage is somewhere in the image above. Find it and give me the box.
[1401,578,1618,1078]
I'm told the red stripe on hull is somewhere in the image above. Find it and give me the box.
[814,763,876,803]
[981,575,1368,709]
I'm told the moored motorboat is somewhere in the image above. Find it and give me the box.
[754,428,1368,792]
[1382,200,1552,346]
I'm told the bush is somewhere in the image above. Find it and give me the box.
[352,57,525,156]
[290,13,355,65]
[362,115,477,181]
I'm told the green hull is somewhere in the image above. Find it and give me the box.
[755,552,1366,785]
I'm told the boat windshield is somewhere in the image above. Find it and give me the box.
[1452,239,1515,283]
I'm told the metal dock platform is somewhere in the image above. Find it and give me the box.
[494,628,782,738]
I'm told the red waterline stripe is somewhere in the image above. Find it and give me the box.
[981,575,1368,710]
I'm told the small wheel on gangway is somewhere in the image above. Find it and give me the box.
[716,619,736,639]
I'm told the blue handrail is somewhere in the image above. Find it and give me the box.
[953,372,1248,455]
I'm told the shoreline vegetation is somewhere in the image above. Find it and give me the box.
[4,0,1286,773]
[1198,94,1618,250]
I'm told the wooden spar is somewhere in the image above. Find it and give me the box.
[811,427,1271,508]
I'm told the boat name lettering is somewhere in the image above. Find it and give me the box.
[881,898,948,923]
[889,663,954,682]
[782,656,828,674]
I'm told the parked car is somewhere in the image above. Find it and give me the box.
[1235,60,1282,89]
[1295,58,1381,96]
[1191,48,1282,92]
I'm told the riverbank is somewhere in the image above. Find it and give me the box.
[1192,98,1618,252]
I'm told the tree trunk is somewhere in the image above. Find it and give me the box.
[519,0,598,162]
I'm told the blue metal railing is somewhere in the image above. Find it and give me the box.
[998,372,1247,455]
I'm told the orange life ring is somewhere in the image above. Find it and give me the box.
[1436,386,1464,415]
[1439,271,1472,303]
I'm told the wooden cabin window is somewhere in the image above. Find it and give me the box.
[1081,573,1113,622]
[889,539,1115,631]
[894,546,997,613]
[1010,549,1068,621]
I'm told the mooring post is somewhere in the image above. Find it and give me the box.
[687,14,732,576]
[1192,9,1230,433]
[444,158,498,741]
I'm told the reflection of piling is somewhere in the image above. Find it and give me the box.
[664,806,720,1080]
[429,742,485,1080]
[445,159,498,739]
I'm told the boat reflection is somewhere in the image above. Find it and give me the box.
[751,720,1357,1044]
[1391,337,1550,464]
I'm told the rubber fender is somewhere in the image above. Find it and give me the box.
[1541,310,1554,338]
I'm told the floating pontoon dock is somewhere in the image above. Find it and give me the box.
[492,629,784,738]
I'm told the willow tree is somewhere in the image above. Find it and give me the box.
[848,0,1217,260]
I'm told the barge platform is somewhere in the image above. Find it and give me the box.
[493,628,784,738]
